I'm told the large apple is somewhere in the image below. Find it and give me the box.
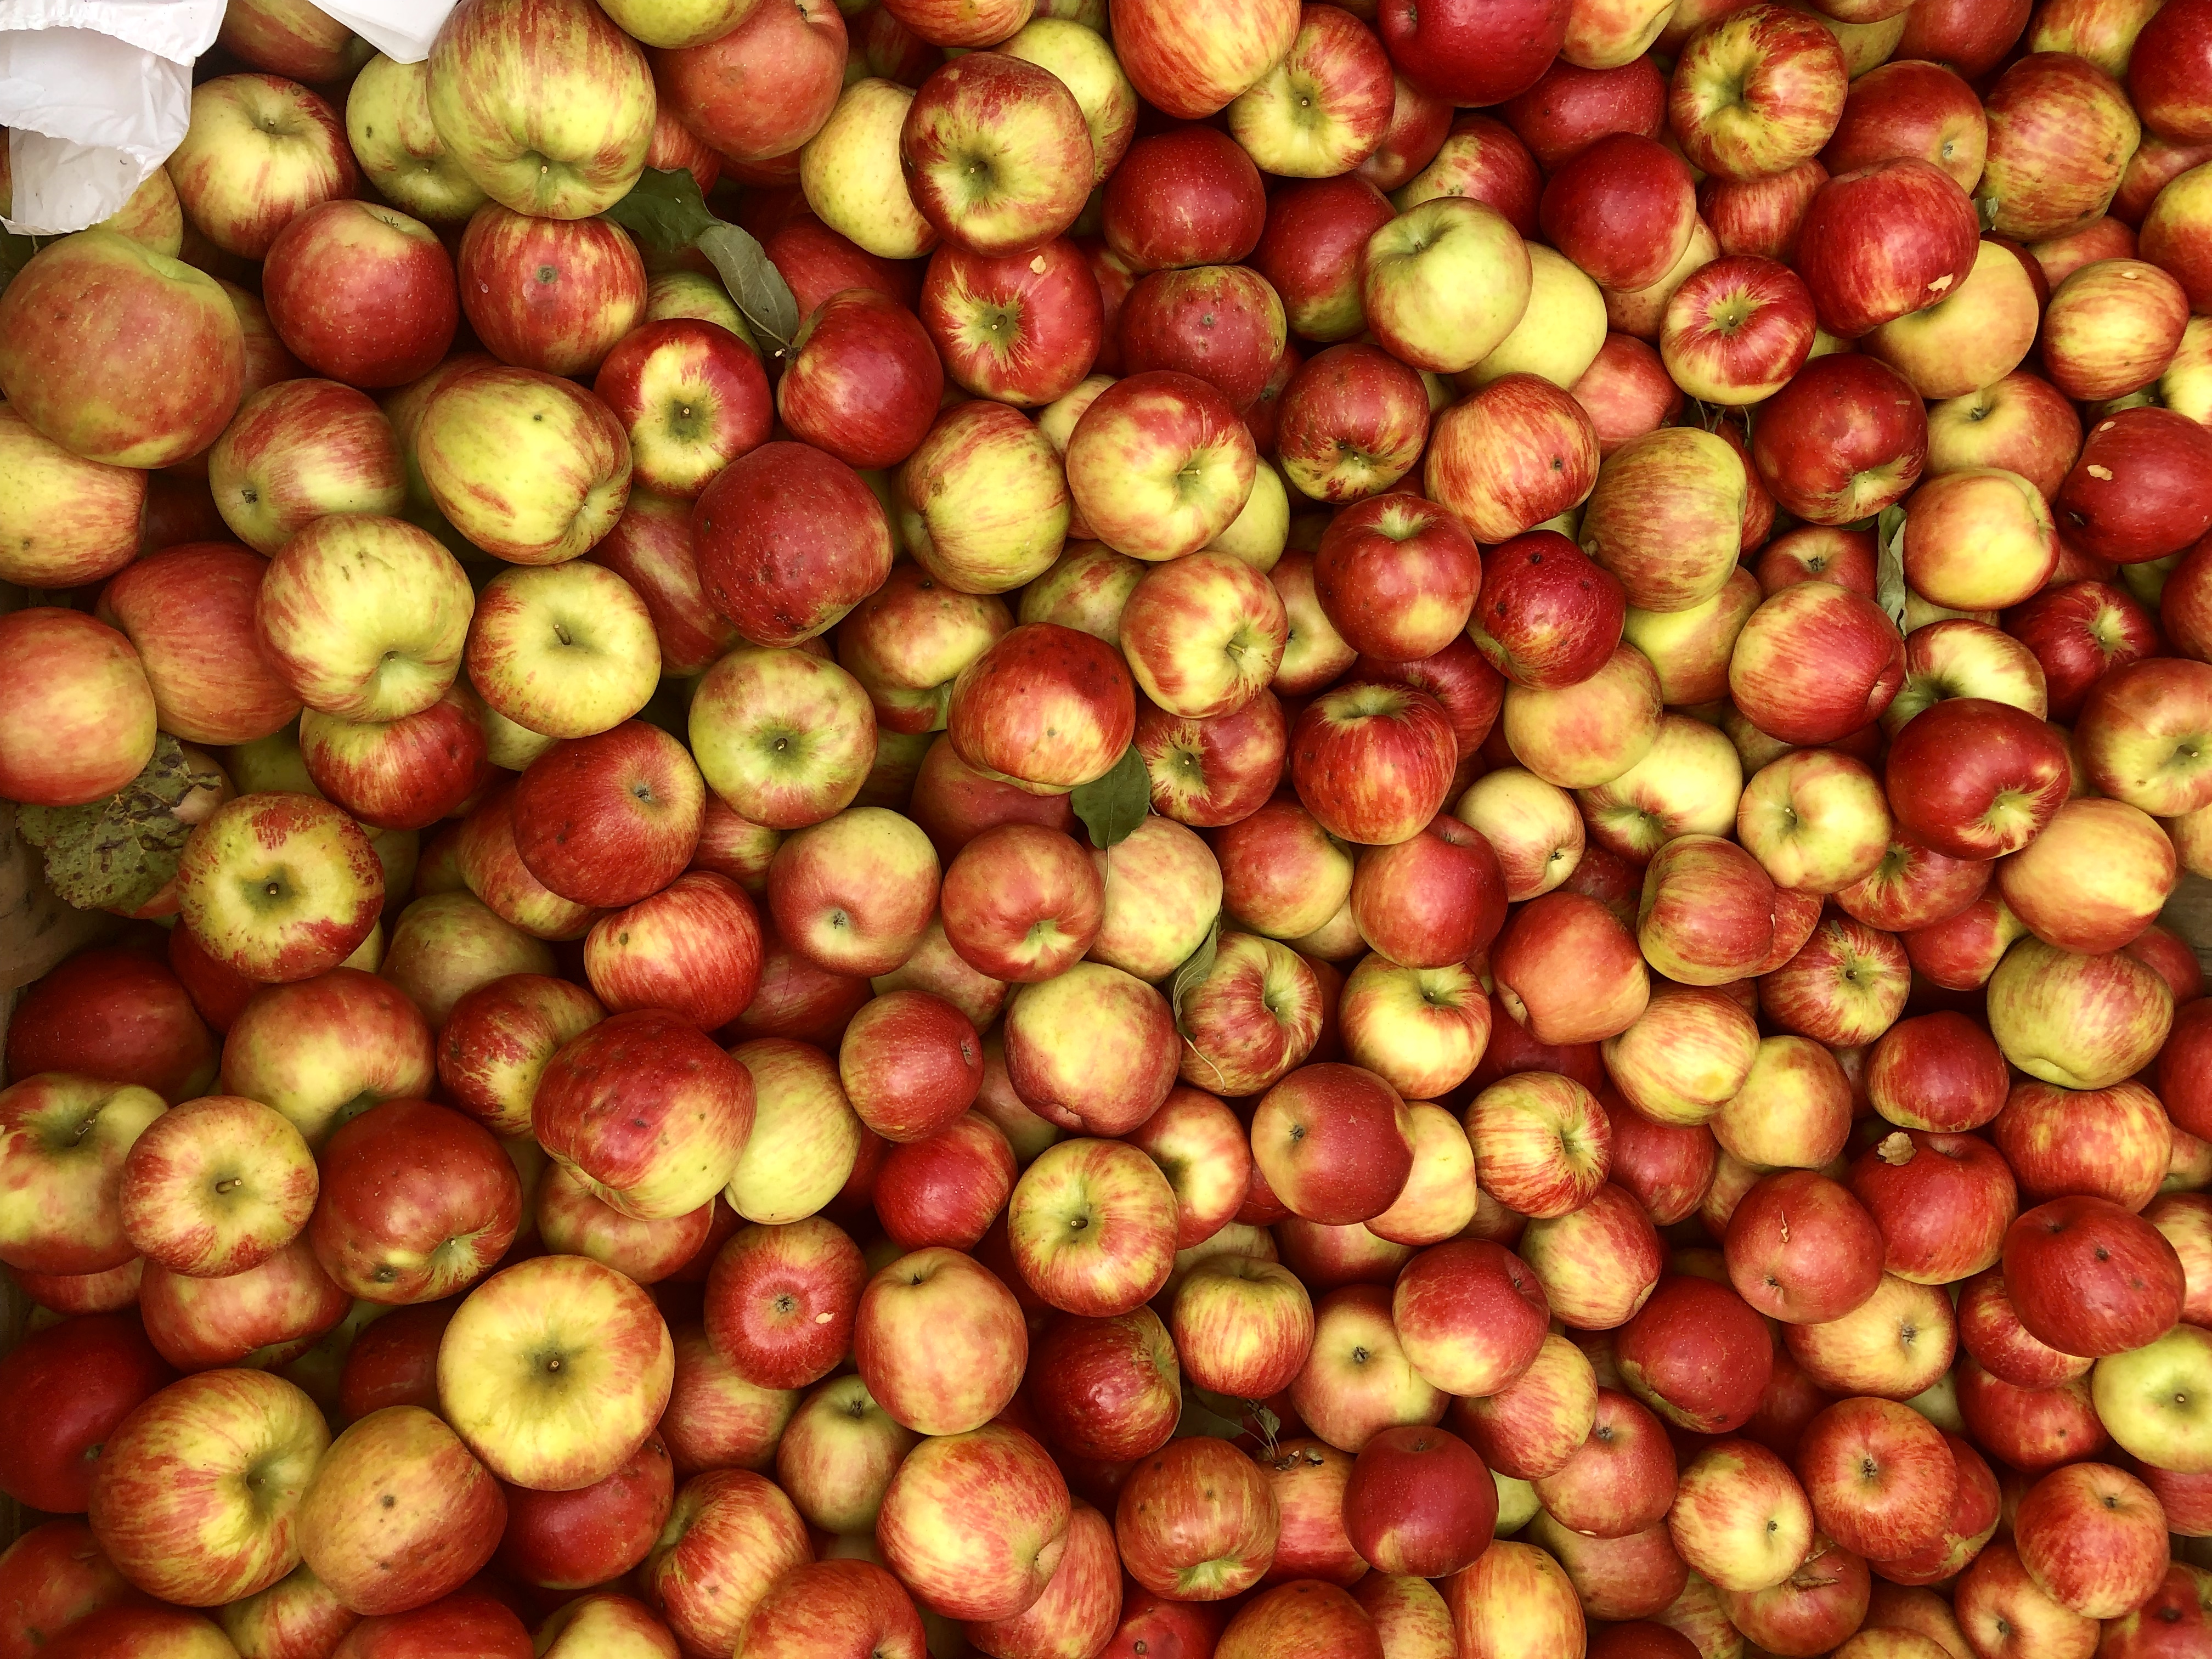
[426,0,654,218]
[438,1252,675,1492]
[88,1368,329,1607]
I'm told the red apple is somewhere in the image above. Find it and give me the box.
[1616,1275,1773,1434]
[1751,354,1928,526]
[2002,1195,2186,1357]
[1726,1170,1886,1324]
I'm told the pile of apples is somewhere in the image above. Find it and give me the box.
[8,0,2212,1650]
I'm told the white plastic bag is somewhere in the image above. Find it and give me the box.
[316,0,454,65]
[0,0,224,235]
[0,0,457,238]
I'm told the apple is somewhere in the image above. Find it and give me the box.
[1751,353,1929,527]
[1616,1273,1772,1435]
[1634,834,1774,988]
[900,53,1091,256]
[220,966,436,1146]
[1495,55,1661,170]
[0,606,160,809]
[767,297,940,476]
[851,1245,1027,1435]
[1795,1397,1957,1566]
[728,1559,926,1659]
[343,54,487,223]
[1336,1426,1496,1581]
[1001,961,1181,1137]
[1347,816,1505,971]
[136,1229,349,1370]
[1881,696,2070,862]
[653,0,846,163]
[88,1367,329,1607]
[1174,930,1325,1097]
[118,1094,316,1279]
[2003,1194,2186,1357]
[1726,1169,1885,1324]
[1101,126,1268,271]
[1998,795,2175,956]
[1658,256,1816,407]
[1492,889,1651,1045]
[1082,816,1222,984]
[1730,583,1907,748]
[1849,1128,2018,1285]
[1464,1071,1612,1221]
[1517,1181,1664,1330]
[1425,376,1600,549]
[1526,1384,1675,1538]
[1986,936,2174,1092]
[1166,1255,1312,1402]
[1974,50,2138,238]
[1997,1462,2166,1624]
[1392,115,1541,242]
[1221,5,1392,180]
[508,721,704,910]
[1442,1539,1585,1659]
[1119,551,1289,720]
[1252,176,1398,341]
[1466,531,1628,691]
[689,647,877,832]
[176,793,384,985]
[296,1405,504,1616]
[436,1251,673,1495]
[1061,373,1257,565]
[1600,989,1758,1134]
[307,1097,520,1304]
[538,1164,713,1284]
[1094,0,1300,117]
[1114,1435,1279,1600]
[534,1008,755,1219]
[426,0,654,219]
[876,1422,1070,1623]
[2076,657,2212,817]
[456,205,645,381]
[774,1373,918,1534]
[640,1468,810,1655]
[0,229,246,470]
[0,1314,173,1515]
[255,204,456,405]
[1362,199,1532,374]
[586,324,773,501]
[2090,1322,2212,1472]
[1121,266,1289,415]
[418,365,633,566]
[1003,1136,1178,1316]
[1665,1439,1816,1596]
[766,806,940,979]
[0,1521,142,1655]
[535,1592,686,1657]
[166,73,356,261]
[2059,407,2212,566]
[0,401,148,589]
[583,870,765,1029]
[1251,1063,1415,1227]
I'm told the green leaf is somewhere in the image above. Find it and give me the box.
[601,166,718,257]
[15,735,221,913]
[600,167,803,357]
[1973,194,2002,233]
[698,222,802,356]
[1875,505,1910,633]
[1180,1387,1249,1442]
[1071,744,1150,850]
[1169,915,1222,1034]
